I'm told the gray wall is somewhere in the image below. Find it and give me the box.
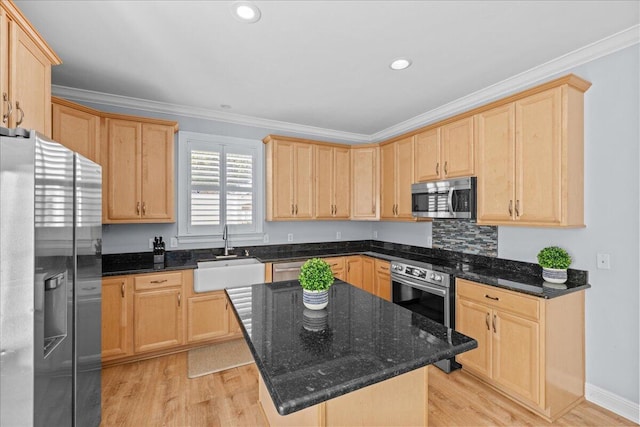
[89,44,639,410]
[499,45,639,406]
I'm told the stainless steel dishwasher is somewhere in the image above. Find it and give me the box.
[272,261,305,281]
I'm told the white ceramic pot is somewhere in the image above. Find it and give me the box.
[302,289,329,310]
[542,267,568,284]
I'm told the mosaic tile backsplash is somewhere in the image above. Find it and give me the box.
[432,219,498,256]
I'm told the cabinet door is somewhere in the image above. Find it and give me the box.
[101,277,133,360]
[351,146,378,219]
[271,141,295,219]
[345,256,363,288]
[515,88,562,224]
[294,143,314,219]
[492,310,540,406]
[228,295,242,336]
[455,298,492,378]
[395,137,414,219]
[333,146,351,218]
[134,287,183,353]
[315,145,334,218]
[414,129,440,182]
[141,123,174,221]
[106,119,142,221]
[361,256,375,294]
[476,104,516,223]
[52,102,101,164]
[186,292,228,343]
[374,259,391,301]
[10,21,51,136]
[380,143,396,219]
[441,117,474,178]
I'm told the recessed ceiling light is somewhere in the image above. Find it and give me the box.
[390,58,412,70]
[220,104,232,109]
[231,2,261,23]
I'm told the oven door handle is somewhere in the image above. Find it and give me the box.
[392,275,447,296]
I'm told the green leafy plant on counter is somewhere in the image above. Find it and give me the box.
[537,246,572,270]
[299,258,334,291]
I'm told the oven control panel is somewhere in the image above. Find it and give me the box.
[390,261,450,287]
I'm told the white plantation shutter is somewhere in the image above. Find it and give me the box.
[178,132,262,240]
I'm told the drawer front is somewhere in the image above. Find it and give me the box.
[324,257,345,273]
[134,271,183,290]
[457,279,539,321]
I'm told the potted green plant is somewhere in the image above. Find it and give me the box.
[299,258,334,310]
[537,246,572,284]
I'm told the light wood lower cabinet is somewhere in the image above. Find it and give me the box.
[361,256,376,294]
[374,259,391,301]
[455,278,585,421]
[345,255,363,288]
[102,269,241,365]
[325,256,346,281]
[101,276,133,360]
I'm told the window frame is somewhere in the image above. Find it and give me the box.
[177,131,264,243]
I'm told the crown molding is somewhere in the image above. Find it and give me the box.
[51,86,371,144]
[371,24,639,142]
[53,24,638,144]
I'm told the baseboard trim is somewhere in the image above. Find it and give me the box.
[585,383,640,424]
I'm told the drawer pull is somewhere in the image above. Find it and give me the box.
[485,312,490,330]
[150,279,168,284]
[380,266,389,271]
[485,294,499,301]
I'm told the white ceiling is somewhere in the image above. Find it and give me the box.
[15,0,640,139]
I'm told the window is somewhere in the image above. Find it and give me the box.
[178,131,263,241]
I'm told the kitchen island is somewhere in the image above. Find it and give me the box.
[226,280,477,426]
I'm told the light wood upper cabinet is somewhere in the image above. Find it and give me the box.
[414,117,474,182]
[265,138,314,220]
[380,137,414,220]
[351,145,379,220]
[476,82,588,227]
[103,118,175,223]
[456,278,585,421]
[0,2,60,137]
[315,145,350,219]
[101,276,133,361]
[52,97,101,163]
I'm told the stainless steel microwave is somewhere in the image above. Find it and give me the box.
[411,177,476,219]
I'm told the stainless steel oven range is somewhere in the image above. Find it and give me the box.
[390,259,459,373]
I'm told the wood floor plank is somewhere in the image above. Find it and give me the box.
[101,353,636,426]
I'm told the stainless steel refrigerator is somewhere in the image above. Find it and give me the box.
[0,128,102,426]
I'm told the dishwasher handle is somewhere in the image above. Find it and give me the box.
[272,261,305,282]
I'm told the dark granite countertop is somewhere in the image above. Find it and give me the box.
[226,280,477,415]
[102,240,590,299]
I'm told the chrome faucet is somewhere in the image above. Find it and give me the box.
[223,224,234,256]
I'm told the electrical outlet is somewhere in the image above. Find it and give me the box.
[373,230,378,239]
[287,233,293,242]
[427,236,433,246]
[597,253,611,269]
[148,238,154,249]
[263,233,269,243]
[170,237,178,248]
[336,231,341,240]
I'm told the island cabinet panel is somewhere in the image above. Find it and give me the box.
[103,118,176,223]
[351,145,379,220]
[380,137,414,220]
[476,81,588,227]
[0,3,60,138]
[455,278,585,421]
[101,276,133,361]
[52,98,101,164]
[374,259,391,301]
[345,255,363,288]
[315,145,350,219]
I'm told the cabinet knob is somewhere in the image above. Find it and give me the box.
[121,283,125,298]
[371,203,375,214]
[444,161,448,176]
[508,200,513,216]
[295,204,298,215]
[515,200,520,217]
[142,202,147,216]
[485,312,490,330]
[177,292,181,307]
[291,204,294,215]
[492,314,497,333]
[436,162,439,176]
[137,202,141,215]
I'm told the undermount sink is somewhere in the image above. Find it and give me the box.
[193,257,265,293]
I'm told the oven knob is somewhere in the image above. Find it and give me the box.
[434,274,442,282]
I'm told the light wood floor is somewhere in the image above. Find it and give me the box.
[101,352,636,427]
